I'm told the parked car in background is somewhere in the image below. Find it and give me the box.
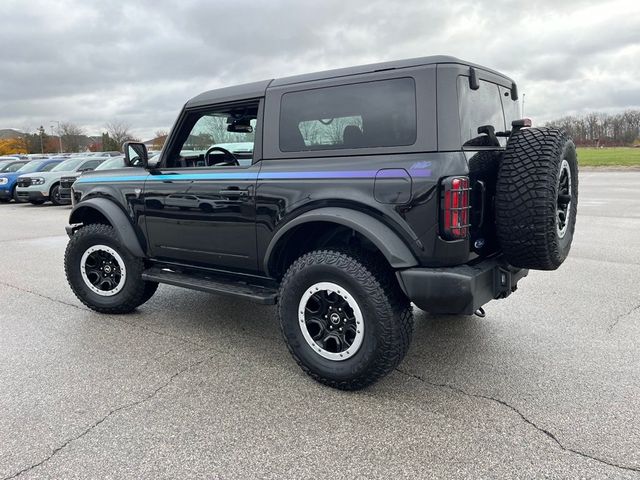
[59,156,126,203]
[16,157,107,205]
[0,159,32,202]
[0,158,64,203]
[0,156,26,163]
[0,158,30,174]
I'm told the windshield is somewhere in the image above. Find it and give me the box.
[17,161,44,174]
[95,157,125,170]
[51,158,86,172]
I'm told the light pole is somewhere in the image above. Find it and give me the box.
[50,120,63,153]
[39,126,44,154]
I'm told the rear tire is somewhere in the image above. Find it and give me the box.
[278,249,413,390]
[496,128,578,270]
[64,224,157,313]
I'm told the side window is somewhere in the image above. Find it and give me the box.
[41,162,58,172]
[79,160,103,171]
[279,77,417,152]
[168,101,259,168]
[458,77,506,147]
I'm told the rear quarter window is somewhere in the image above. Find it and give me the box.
[279,77,417,152]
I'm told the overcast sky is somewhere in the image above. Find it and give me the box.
[1,0,639,140]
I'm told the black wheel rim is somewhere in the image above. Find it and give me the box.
[80,245,127,296]
[298,282,364,361]
[557,159,572,238]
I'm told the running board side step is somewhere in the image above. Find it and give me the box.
[142,267,278,304]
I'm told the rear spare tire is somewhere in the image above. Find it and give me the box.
[496,127,578,270]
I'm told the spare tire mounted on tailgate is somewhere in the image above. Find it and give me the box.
[496,127,578,270]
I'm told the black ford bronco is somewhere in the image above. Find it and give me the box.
[64,56,578,390]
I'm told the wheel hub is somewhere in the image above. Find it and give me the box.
[80,245,127,297]
[298,282,364,361]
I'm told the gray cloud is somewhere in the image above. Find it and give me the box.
[0,0,638,139]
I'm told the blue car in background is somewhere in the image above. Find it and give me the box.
[0,158,64,203]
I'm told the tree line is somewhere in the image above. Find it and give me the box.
[544,110,640,146]
[11,121,141,155]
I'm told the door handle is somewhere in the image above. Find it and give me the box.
[219,188,249,197]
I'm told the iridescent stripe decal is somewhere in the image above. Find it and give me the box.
[76,166,431,184]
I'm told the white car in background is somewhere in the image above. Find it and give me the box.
[59,155,127,203]
[16,156,108,205]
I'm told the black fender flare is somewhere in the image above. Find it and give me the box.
[264,207,418,275]
[68,197,145,257]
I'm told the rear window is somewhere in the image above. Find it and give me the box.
[458,77,515,147]
[499,85,521,130]
[279,77,417,152]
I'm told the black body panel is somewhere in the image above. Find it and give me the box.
[142,166,260,271]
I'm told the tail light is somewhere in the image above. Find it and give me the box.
[441,176,471,240]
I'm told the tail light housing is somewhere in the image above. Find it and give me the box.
[441,176,471,240]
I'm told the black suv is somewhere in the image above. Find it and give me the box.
[64,56,578,390]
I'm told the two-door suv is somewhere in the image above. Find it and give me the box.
[64,56,578,389]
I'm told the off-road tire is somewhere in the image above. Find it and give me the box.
[496,128,578,270]
[50,184,63,206]
[278,249,413,390]
[64,224,157,313]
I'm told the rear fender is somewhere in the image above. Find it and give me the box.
[264,207,418,275]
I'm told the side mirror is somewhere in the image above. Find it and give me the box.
[123,142,149,168]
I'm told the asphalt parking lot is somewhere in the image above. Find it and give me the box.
[0,170,638,479]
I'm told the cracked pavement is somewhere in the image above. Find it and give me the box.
[0,170,638,479]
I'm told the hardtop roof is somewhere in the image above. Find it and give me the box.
[185,55,514,107]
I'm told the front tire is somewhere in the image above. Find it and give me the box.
[50,184,63,206]
[64,224,158,313]
[278,249,413,390]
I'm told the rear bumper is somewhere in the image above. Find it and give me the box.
[396,256,528,315]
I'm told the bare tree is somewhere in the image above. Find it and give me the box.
[545,109,640,146]
[105,121,137,151]
[59,122,85,152]
[152,129,169,150]
[199,115,254,145]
